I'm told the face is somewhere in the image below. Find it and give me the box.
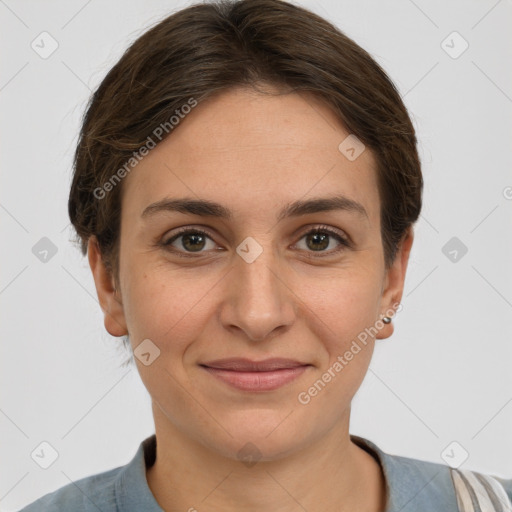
[89,86,412,461]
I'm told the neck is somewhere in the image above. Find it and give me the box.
[146,404,387,512]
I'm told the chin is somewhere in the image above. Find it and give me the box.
[203,412,312,462]
[208,433,305,465]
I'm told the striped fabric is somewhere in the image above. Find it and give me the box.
[451,468,512,512]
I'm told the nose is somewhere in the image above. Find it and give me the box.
[219,243,296,342]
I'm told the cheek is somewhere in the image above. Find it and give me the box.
[122,258,383,352]
[296,275,379,412]
[122,271,216,412]
[302,267,382,354]
[121,266,220,353]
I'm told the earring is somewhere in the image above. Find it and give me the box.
[382,316,392,324]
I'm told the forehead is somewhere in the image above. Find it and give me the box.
[121,87,380,226]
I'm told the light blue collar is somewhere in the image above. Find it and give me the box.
[114,434,458,511]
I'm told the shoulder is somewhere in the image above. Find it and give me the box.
[17,435,161,512]
[352,435,512,512]
[389,452,512,511]
[17,465,123,511]
[381,449,459,510]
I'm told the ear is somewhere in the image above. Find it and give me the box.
[87,236,128,337]
[375,227,414,340]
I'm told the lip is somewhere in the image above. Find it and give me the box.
[201,358,308,371]
[200,358,311,391]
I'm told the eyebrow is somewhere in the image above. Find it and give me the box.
[141,195,369,222]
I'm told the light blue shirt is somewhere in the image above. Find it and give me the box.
[18,434,512,511]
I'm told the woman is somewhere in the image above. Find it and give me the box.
[19,0,512,510]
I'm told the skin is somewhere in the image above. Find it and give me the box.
[88,85,414,511]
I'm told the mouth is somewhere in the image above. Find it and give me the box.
[199,358,311,391]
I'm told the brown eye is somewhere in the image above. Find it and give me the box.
[160,225,350,259]
[305,232,330,251]
[294,226,350,256]
[162,229,217,254]
[179,232,207,252]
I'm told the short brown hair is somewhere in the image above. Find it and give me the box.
[69,0,422,286]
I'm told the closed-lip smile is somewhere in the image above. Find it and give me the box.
[201,357,309,371]
[200,358,311,391]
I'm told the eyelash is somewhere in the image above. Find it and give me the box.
[160,225,351,259]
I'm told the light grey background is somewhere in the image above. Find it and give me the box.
[1,0,511,510]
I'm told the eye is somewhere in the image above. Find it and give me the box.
[161,227,218,256]
[293,225,350,257]
[160,224,350,258]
